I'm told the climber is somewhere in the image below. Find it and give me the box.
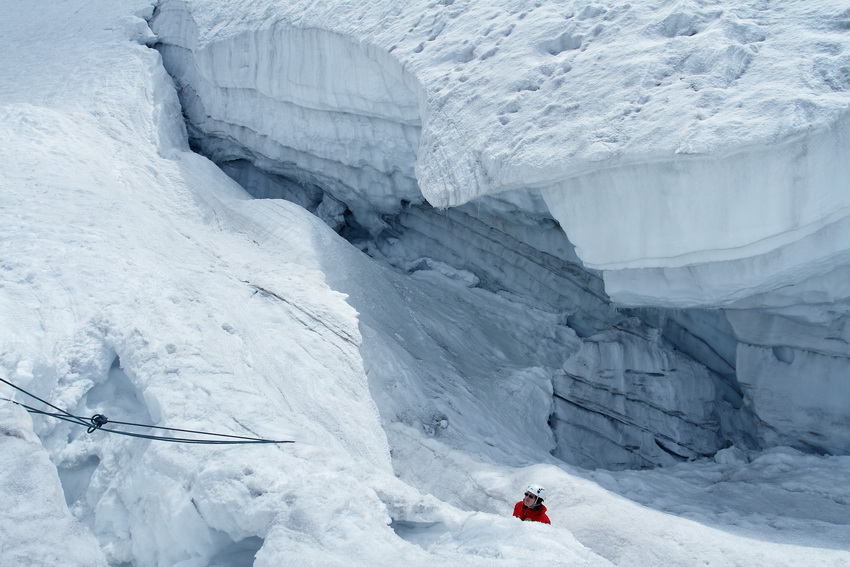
[512,484,551,524]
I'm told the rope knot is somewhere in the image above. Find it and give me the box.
[87,413,109,434]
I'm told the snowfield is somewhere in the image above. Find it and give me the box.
[1,1,849,566]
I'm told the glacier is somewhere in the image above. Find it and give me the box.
[150,0,850,463]
[2,0,850,566]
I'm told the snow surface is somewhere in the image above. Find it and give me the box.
[1,1,850,566]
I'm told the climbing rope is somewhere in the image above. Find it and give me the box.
[0,376,293,445]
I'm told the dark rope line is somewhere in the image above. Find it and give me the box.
[96,417,282,440]
[0,376,85,423]
[1,377,293,445]
[11,401,283,444]
[4,401,96,428]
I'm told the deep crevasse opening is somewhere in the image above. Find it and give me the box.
[149,2,762,473]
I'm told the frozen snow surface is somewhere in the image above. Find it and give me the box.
[1,0,850,566]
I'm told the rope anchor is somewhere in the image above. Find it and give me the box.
[87,413,109,434]
[0,376,293,445]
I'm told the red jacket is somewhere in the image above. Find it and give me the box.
[513,501,551,524]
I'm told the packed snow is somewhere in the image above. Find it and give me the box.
[1,1,849,566]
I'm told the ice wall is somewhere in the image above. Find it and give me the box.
[152,1,424,234]
[151,0,850,465]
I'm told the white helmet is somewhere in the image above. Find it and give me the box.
[525,484,546,502]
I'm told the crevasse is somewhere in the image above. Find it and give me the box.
[151,0,850,465]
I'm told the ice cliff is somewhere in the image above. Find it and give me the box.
[151,0,850,467]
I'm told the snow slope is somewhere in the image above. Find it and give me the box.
[1,1,849,566]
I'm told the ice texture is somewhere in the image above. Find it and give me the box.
[552,319,732,470]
